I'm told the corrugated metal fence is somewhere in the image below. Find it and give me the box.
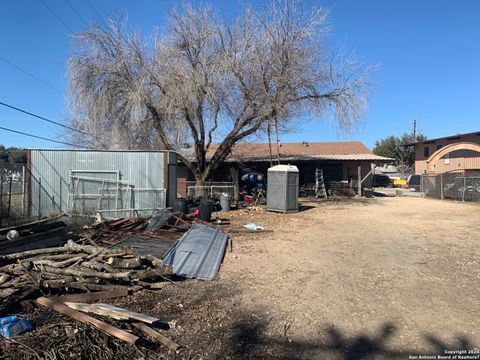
[422,172,480,202]
[29,150,169,220]
[1,150,170,226]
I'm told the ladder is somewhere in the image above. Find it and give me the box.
[315,169,327,198]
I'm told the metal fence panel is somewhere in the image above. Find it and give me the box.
[67,176,166,217]
[132,188,166,209]
[422,173,480,202]
[68,176,132,214]
[463,177,480,201]
[187,185,235,200]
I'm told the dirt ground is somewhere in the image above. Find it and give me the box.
[216,196,480,359]
[3,196,480,359]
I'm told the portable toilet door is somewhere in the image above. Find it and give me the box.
[267,165,299,213]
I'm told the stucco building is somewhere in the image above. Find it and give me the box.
[407,131,480,175]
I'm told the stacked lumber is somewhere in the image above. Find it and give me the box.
[0,240,170,295]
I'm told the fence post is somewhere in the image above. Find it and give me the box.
[59,176,62,212]
[357,165,362,197]
[7,177,12,226]
[22,166,26,216]
[38,177,42,218]
[462,177,466,202]
[440,174,444,200]
[0,174,3,221]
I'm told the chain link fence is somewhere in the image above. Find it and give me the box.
[186,184,235,201]
[1,166,62,227]
[422,173,480,202]
[68,176,166,219]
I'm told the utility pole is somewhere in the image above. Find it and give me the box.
[413,119,417,175]
[267,122,273,167]
[274,114,280,165]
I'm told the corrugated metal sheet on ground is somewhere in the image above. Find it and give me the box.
[163,224,228,280]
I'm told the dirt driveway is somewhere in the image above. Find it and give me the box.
[171,196,480,359]
[9,196,478,359]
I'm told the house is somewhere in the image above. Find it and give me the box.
[406,131,480,175]
[178,141,393,196]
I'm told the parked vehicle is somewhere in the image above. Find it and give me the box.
[372,174,393,188]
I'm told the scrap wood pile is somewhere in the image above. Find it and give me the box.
[0,240,171,304]
[80,212,205,247]
[0,291,179,359]
[0,240,180,358]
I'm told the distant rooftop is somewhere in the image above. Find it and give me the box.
[202,141,393,162]
[404,130,480,146]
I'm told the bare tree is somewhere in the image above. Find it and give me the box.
[68,1,373,184]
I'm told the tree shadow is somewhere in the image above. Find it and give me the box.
[218,318,478,360]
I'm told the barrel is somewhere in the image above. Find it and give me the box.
[198,199,214,221]
[219,193,231,212]
[173,199,189,214]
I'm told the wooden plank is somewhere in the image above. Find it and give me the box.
[64,302,159,324]
[54,289,129,303]
[66,302,131,321]
[108,218,130,228]
[132,322,179,352]
[35,297,139,345]
[93,303,159,324]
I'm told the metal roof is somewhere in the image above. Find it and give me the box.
[184,142,394,163]
[223,153,394,163]
[163,224,228,281]
[28,148,174,153]
[403,130,480,146]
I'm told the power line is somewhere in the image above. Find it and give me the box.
[64,0,88,26]
[0,126,90,149]
[39,0,75,33]
[0,56,64,95]
[0,101,90,136]
[86,0,102,18]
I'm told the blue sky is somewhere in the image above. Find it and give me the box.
[0,0,479,150]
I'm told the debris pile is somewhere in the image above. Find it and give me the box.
[81,214,186,247]
[0,207,250,358]
[0,240,170,303]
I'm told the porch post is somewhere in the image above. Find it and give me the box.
[357,164,362,197]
